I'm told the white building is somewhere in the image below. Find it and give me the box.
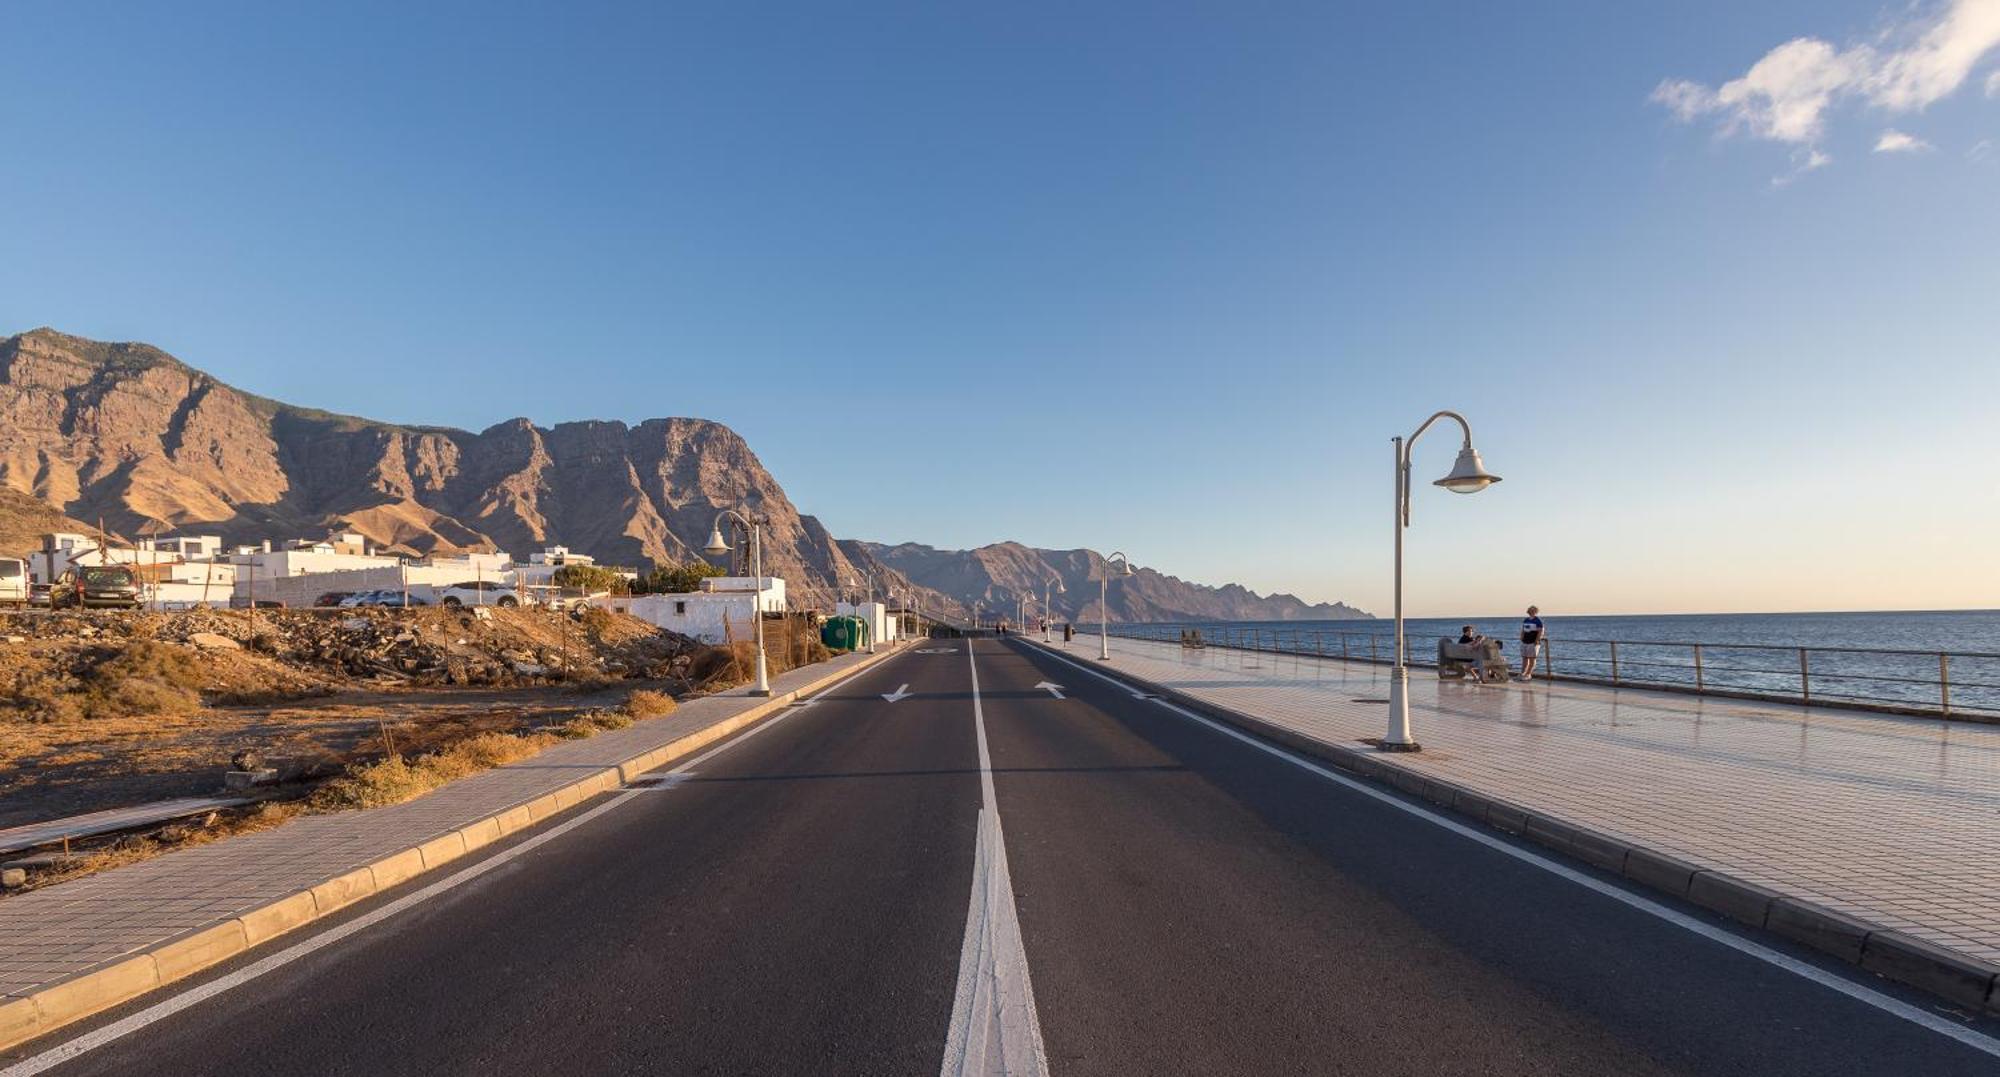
[834,600,901,644]
[595,576,786,644]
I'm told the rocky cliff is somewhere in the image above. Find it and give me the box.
[0,328,1368,621]
[852,541,1370,624]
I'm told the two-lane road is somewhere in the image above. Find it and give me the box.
[7,637,1997,1075]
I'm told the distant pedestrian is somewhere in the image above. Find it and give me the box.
[1519,605,1546,681]
[1063,622,1074,644]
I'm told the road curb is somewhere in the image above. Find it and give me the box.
[0,642,910,1053]
[1015,638,2000,1017]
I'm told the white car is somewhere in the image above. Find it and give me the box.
[434,581,521,608]
[0,558,26,608]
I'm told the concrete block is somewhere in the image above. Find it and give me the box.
[309,866,378,915]
[30,956,160,1032]
[237,890,319,946]
[1766,898,1872,964]
[1860,931,1998,1011]
[223,768,278,790]
[1622,848,1701,898]
[1687,872,1777,928]
[525,793,564,821]
[368,846,427,890]
[1452,791,1496,825]
[416,832,466,871]
[1484,801,1529,835]
[1523,815,1577,856]
[0,994,42,1052]
[152,921,248,983]
[455,816,502,854]
[1563,828,1633,873]
[494,804,535,836]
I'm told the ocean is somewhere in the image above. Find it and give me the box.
[1105,610,2000,717]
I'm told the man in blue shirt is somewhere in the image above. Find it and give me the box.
[1519,606,1546,681]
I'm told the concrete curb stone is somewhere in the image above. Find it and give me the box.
[1018,637,2000,1017]
[0,642,910,1053]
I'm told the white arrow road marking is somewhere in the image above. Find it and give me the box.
[1033,681,1066,700]
[882,684,913,703]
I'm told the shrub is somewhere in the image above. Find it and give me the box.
[623,689,677,718]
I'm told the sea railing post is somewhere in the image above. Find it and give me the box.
[1939,653,1951,716]
[1342,634,1350,661]
[1609,641,1619,685]
[1799,648,1810,706]
[1544,638,1555,679]
[1693,644,1705,694]
[1371,635,1379,663]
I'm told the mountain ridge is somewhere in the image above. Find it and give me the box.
[0,328,1369,622]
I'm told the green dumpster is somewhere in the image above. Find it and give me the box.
[821,615,871,653]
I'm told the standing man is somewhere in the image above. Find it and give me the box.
[1519,605,1546,681]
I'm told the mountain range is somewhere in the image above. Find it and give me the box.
[0,328,1368,623]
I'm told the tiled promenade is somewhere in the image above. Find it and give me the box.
[0,645,895,1021]
[1046,633,2000,969]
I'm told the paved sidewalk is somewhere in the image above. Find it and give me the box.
[1041,634,2000,970]
[0,645,898,1035]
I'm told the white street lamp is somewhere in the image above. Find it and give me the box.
[1383,411,1501,751]
[704,509,772,696]
[1097,551,1133,661]
[1042,574,1065,641]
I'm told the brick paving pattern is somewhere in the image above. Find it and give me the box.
[0,648,886,1003]
[1047,634,2000,967]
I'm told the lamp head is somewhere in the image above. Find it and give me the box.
[1434,446,1501,494]
[702,525,731,555]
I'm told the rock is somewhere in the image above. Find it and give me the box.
[188,631,242,651]
[230,749,265,771]
[0,868,24,889]
[511,661,548,676]
[3,635,23,644]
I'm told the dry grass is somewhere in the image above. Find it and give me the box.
[623,688,677,718]
[8,640,209,723]
[308,731,558,811]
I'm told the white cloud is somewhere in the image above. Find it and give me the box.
[1971,138,1995,159]
[1655,0,2000,152]
[1771,148,1833,187]
[1873,128,1934,151]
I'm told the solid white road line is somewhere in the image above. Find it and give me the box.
[940,641,1049,1077]
[1026,641,2000,1061]
[1,681,850,1077]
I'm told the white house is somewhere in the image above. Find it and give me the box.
[595,576,786,644]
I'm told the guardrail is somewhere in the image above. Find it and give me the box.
[1102,623,2000,721]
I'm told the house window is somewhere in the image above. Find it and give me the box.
[675,601,687,615]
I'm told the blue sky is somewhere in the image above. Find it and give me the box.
[3,2,1997,616]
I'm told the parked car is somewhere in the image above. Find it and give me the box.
[228,594,286,609]
[0,558,26,608]
[28,582,52,608]
[52,565,142,609]
[340,589,427,608]
[434,580,520,608]
[314,591,357,608]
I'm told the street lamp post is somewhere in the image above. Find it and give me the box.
[972,599,983,635]
[1383,411,1501,751]
[703,509,773,696]
[1097,551,1133,661]
[1042,574,1065,642]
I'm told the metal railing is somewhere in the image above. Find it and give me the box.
[1104,623,2000,721]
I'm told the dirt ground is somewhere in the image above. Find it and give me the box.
[0,607,834,830]
[0,681,640,828]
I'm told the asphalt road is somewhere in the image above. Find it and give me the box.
[9,636,1998,1076]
